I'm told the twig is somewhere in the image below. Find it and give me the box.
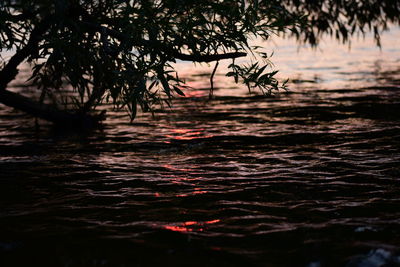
[80,21,247,63]
[0,19,48,91]
[175,52,246,63]
[209,61,219,99]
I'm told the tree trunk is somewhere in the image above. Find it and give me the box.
[0,18,104,129]
[0,89,104,128]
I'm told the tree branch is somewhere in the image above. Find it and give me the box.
[80,21,247,63]
[0,89,104,127]
[173,52,247,62]
[0,20,48,91]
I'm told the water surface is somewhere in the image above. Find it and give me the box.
[1,29,400,266]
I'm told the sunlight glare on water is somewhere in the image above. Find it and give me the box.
[174,28,400,95]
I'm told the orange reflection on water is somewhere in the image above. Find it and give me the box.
[163,219,221,233]
[165,127,213,140]
[172,129,193,134]
[205,219,220,224]
[164,226,196,232]
[183,221,197,226]
[177,188,208,197]
[162,164,193,173]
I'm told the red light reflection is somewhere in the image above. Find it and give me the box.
[205,219,220,224]
[177,188,208,197]
[183,221,197,226]
[162,219,221,233]
[164,226,194,232]
[165,127,213,141]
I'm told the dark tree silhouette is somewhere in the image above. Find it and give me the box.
[0,0,399,127]
[280,0,400,46]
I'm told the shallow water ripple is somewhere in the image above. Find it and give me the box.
[1,81,400,266]
[2,32,400,265]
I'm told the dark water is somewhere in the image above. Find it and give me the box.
[1,37,400,266]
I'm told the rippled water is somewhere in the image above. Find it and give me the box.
[1,30,400,266]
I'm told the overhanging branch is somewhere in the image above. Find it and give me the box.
[0,19,48,91]
[0,89,104,127]
[173,52,247,62]
[80,21,247,63]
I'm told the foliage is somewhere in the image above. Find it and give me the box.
[279,0,400,46]
[0,0,300,121]
[0,0,399,122]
